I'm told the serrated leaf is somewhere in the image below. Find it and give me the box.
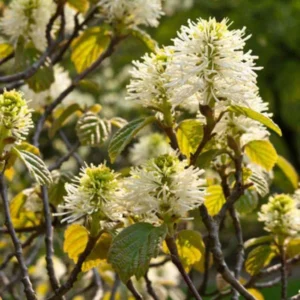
[67,0,89,13]
[276,156,299,190]
[130,28,158,52]
[162,230,205,272]
[108,117,156,163]
[12,147,52,185]
[64,224,112,272]
[244,236,273,249]
[176,119,203,158]
[71,26,110,73]
[108,223,167,282]
[0,42,13,59]
[229,105,282,136]
[245,245,277,275]
[204,185,226,216]
[76,112,111,146]
[110,117,128,128]
[286,238,300,258]
[245,140,278,171]
[24,46,54,92]
[235,191,258,214]
[49,104,81,138]
[249,169,269,197]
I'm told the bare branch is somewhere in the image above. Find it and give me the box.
[126,279,143,300]
[144,272,159,300]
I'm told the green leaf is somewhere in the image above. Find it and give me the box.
[196,149,220,169]
[108,117,156,163]
[0,42,13,59]
[204,185,226,216]
[176,119,203,158]
[13,147,52,185]
[286,238,300,258]
[228,105,282,136]
[162,230,205,272]
[49,171,71,206]
[49,104,81,138]
[24,46,55,92]
[110,117,128,128]
[244,236,273,249]
[245,245,277,275]
[248,169,269,197]
[9,191,28,218]
[67,0,89,13]
[276,156,299,190]
[71,26,111,73]
[235,191,258,214]
[245,140,278,171]
[130,28,158,52]
[76,112,111,146]
[108,223,167,282]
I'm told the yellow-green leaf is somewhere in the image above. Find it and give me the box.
[176,119,203,158]
[71,26,111,73]
[163,230,205,272]
[49,104,81,138]
[244,236,273,249]
[10,191,28,218]
[229,105,282,136]
[245,140,278,171]
[130,28,158,52]
[67,0,89,13]
[276,156,299,189]
[64,224,112,272]
[247,288,264,300]
[204,185,226,216]
[0,43,13,59]
[286,238,300,258]
[245,245,277,275]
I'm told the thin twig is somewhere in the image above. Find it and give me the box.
[126,279,142,300]
[165,235,203,300]
[109,274,120,300]
[279,244,288,300]
[41,186,64,299]
[0,174,37,300]
[144,272,159,300]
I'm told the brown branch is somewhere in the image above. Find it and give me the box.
[279,244,288,300]
[144,272,159,300]
[126,279,142,300]
[0,174,37,300]
[165,235,203,300]
[41,186,65,299]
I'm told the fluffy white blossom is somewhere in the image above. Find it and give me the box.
[0,0,56,51]
[129,133,172,165]
[98,0,164,28]
[166,18,263,110]
[126,47,174,111]
[56,163,124,223]
[258,194,300,237]
[123,154,206,223]
[22,65,72,110]
[0,90,33,147]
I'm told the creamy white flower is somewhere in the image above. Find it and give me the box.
[98,0,164,28]
[0,90,33,147]
[22,65,72,110]
[258,194,300,237]
[56,163,124,223]
[0,0,56,51]
[126,47,175,111]
[294,189,300,208]
[129,133,172,165]
[166,18,263,110]
[123,154,206,223]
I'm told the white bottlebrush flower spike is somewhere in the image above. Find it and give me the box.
[258,194,300,237]
[126,47,174,111]
[129,133,172,165]
[0,0,56,51]
[166,18,263,110]
[56,163,124,223]
[0,90,33,147]
[124,154,206,223]
[98,0,164,28]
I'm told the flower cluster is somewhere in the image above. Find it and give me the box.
[0,90,33,148]
[123,154,206,223]
[57,163,124,223]
[129,133,172,165]
[258,194,300,237]
[98,0,164,28]
[0,0,56,51]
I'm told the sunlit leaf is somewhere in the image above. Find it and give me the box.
[276,156,299,190]
[204,185,226,216]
